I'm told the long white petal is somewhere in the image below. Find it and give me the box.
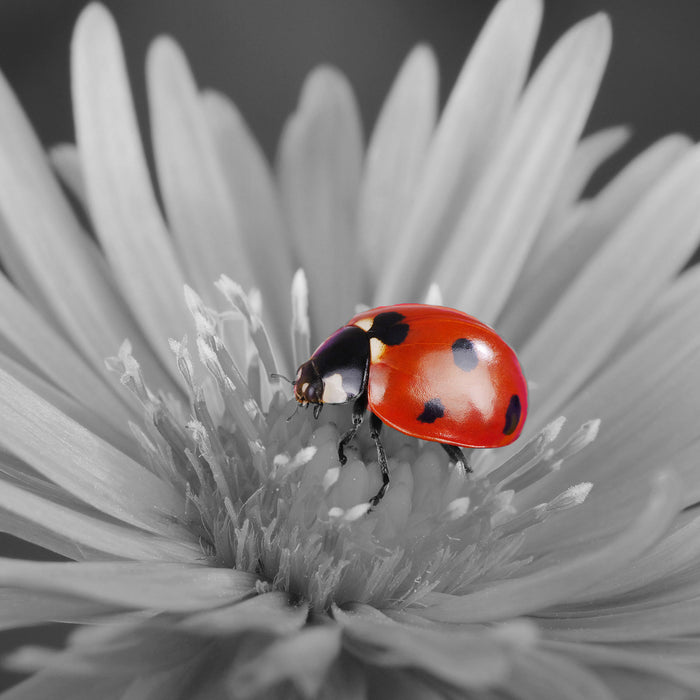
[0,69,177,395]
[376,0,543,304]
[444,13,611,320]
[0,269,136,432]
[522,143,700,427]
[72,5,192,381]
[147,37,251,300]
[500,134,691,346]
[360,45,437,285]
[277,67,363,337]
[202,90,293,358]
[0,367,191,539]
[0,475,201,563]
[0,560,256,612]
[527,126,631,266]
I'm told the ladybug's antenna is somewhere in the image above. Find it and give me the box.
[286,404,301,422]
[270,372,293,385]
[313,404,323,420]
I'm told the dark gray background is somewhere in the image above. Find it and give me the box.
[0,0,699,689]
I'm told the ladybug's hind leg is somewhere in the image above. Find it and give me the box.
[368,413,390,507]
[337,394,368,465]
[441,444,473,475]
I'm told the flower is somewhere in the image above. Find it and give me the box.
[0,0,700,697]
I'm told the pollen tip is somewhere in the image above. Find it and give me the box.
[323,467,340,490]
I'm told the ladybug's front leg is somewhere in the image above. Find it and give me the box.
[337,394,368,465]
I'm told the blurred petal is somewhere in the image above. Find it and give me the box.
[528,125,631,265]
[0,67,176,395]
[0,560,255,612]
[0,589,120,631]
[377,0,543,303]
[202,90,293,356]
[147,36,251,299]
[72,5,192,379]
[359,45,437,283]
[0,671,128,700]
[500,134,691,346]
[0,367,191,538]
[227,626,342,699]
[522,143,700,426]
[49,143,86,207]
[180,592,308,636]
[278,67,363,337]
[505,649,618,700]
[444,13,611,320]
[335,604,515,689]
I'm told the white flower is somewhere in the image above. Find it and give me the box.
[0,1,699,698]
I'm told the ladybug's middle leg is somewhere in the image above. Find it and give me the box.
[441,443,472,475]
[368,413,390,507]
[337,394,368,465]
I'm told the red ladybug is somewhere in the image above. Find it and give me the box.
[294,304,527,506]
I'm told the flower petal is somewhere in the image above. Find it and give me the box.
[0,367,191,538]
[505,649,618,700]
[0,474,201,562]
[277,66,363,337]
[0,66,176,395]
[537,598,700,642]
[0,588,120,631]
[445,13,611,321]
[49,143,86,208]
[0,270,136,434]
[180,592,308,636]
[72,5,192,379]
[418,471,680,623]
[0,560,255,612]
[335,604,515,689]
[500,134,691,347]
[376,0,543,304]
[518,263,700,508]
[0,670,128,700]
[0,351,137,460]
[529,125,631,264]
[359,45,437,285]
[146,36,251,300]
[522,142,700,426]
[543,639,700,693]
[227,626,342,699]
[202,90,293,358]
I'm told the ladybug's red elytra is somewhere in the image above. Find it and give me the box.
[293,304,528,506]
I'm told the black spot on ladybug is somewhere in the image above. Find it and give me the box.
[417,397,445,423]
[369,312,409,346]
[451,338,478,372]
[503,394,521,435]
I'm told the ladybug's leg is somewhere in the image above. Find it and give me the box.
[368,413,390,507]
[441,444,473,475]
[337,394,368,465]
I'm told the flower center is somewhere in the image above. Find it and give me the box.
[109,282,596,612]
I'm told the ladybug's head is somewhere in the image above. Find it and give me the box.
[293,361,324,406]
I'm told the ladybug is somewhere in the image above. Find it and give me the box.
[293,304,527,506]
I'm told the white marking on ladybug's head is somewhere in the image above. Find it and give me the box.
[301,382,309,393]
[321,372,349,404]
[369,337,387,362]
[354,318,373,332]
